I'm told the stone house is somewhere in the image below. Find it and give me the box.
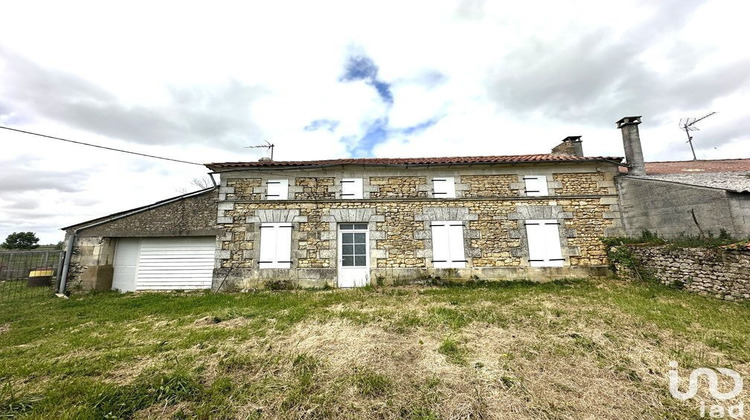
[60,143,624,291]
[206,149,624,289]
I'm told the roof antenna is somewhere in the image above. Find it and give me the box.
[246,140,275,161]
[679,112,716,160]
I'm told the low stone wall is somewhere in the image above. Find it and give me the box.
[614,244,750,301]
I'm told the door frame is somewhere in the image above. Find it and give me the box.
[337,223,370,287]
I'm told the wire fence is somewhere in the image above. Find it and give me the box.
[0,250,64,301]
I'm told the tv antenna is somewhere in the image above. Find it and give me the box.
[679,112,716,160]
[246,140,275,160]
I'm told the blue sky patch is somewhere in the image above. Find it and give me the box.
[401,117,440,135]
[304,119,339,132]
[345,116,442,157]
[371,81,393,104]
[347,118,388,157]
[340,54,393,104]
[341,56,379,81]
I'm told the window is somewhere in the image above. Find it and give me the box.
[340,178,363,199]
[433,177,456,198]
[339,223,368,267]
[525,220,564,267]
[259,223,292,268]
[523,175,548,196]
[266,179,288,200]
[430,221,466,268]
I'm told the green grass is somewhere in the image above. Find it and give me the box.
[1,279,749,419]
[437,337,467,365]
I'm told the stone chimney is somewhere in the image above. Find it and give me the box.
[616,116,645,176]
[551,136,583,157]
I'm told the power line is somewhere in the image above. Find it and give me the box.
[0,125,204,166]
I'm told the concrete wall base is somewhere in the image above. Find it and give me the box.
[213,266,612,290]
[81,264,114,291]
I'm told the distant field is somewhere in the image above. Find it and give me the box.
[1,279,749,419]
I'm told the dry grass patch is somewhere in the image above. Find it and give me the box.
[2,279,750,419]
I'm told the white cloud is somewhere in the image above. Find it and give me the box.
[1,0,749,243]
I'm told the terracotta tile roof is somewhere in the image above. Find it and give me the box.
[619,158,750,175]
[206,154,623,171]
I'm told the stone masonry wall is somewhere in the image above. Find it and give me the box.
[295,177,336,200]
[369,176,427,199]
[225,178,262,200]
[215,163,623,288]
[614,244,750,301]
[553,172,615,196]
[217,199,616,271]
[74,190,219,238]
[66,237,116,291]
[462,175,516,198]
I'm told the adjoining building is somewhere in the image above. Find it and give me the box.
[615,117,750,239]
[61,188,220,292]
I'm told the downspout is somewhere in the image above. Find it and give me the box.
[58,231,76,294]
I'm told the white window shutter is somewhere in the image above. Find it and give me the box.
[525,220,563,267]
[275,224,292,268]
[259,224,277,269]
[431,222,450,268]
[543,221,563,264]
[431,221,465,268]
[341,178,363,199]
[447,223,466,268]
[523,176,548,196]
[259,223,292,268]
[266,179,288,200]
[433,177,456,198]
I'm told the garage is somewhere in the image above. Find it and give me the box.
[112,237,216,292]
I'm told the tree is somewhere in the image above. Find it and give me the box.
[1,232,40,250]
[176,176,215,194]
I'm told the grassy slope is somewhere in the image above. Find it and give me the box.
[1,279,749,419]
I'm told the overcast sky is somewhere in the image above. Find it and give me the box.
[1,0,749,244]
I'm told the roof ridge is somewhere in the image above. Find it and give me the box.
[646,158,750,164]
[206,154,623,170]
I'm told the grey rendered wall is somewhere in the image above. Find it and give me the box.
[616,177,745,238]
[728,192,750,237]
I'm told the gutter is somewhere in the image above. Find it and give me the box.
[57,187,218,295]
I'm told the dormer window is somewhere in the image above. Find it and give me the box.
[340,178,363,199]
[266,179,289,200]
[523,175,548,197]
[433,177,456,198]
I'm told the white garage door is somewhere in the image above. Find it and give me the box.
[112,237,215,291]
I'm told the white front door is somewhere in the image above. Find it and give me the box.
[338,223,369,287]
